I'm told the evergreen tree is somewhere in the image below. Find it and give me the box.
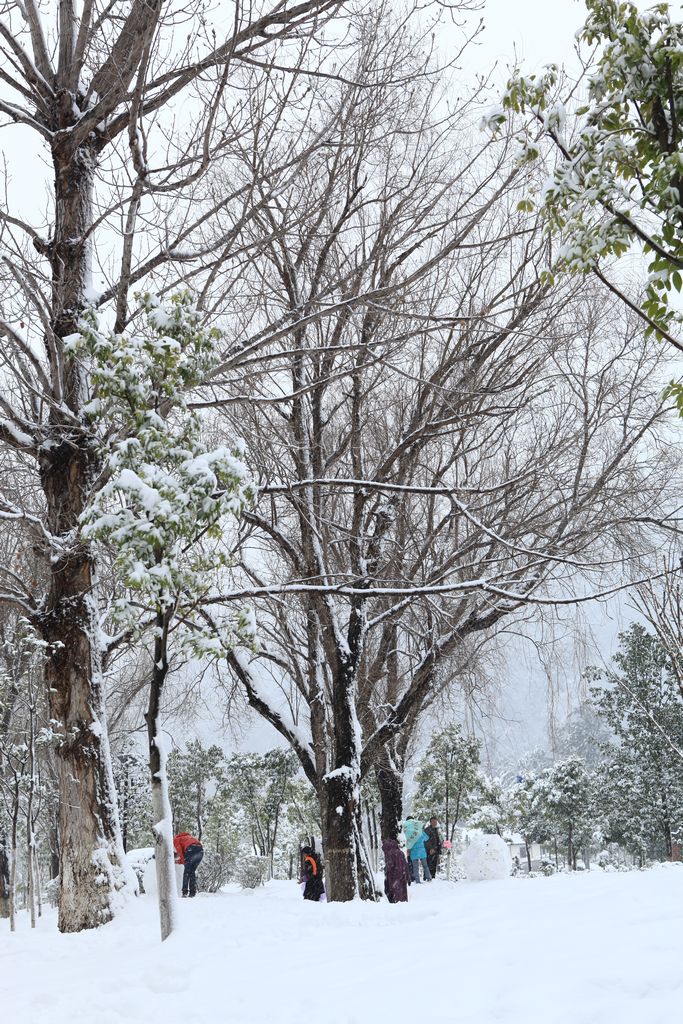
[223,749,300,874]
[554,703,614,768]
[590,624,683,861]
[468,774,512,838]
[79,291,256,939]
[113,747,153,851]
[537,756,596,870]
[167,741,225,840]
[507,772,551,872]
[412,725,481,842]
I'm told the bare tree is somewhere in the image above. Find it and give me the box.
[198,22,679,899]
[634,560,683,702]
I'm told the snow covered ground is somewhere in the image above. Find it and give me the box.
[4,865,683,1024]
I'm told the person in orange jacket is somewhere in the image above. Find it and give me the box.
[173,832,204,897]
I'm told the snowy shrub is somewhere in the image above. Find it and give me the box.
[539,860,555,876]
[127,848,155,893]
[201,850,239,893]
[236,855,269,889]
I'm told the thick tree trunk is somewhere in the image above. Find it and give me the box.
[321,774,378,901]
[525,839,532,874]
[322,769,359,901]
[36,136,131,933]
[145,610,178,941]
[355,808,378,898]
[376,762,403,842]
[321,645,378,902]
[41,579,130,931]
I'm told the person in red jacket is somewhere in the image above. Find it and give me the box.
[173,832,204,897]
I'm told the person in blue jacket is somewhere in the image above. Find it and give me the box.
[408,825,432,883]
[403,816,421,852]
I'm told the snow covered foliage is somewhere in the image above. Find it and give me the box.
[126,848,155,892]
[534,757,596,871]
[113,747,154,851]
[461,833,511,881]
[236,855,269,889]
[412,725,481,843]
[468,774,512,837]
[166,742,311,883]
[498,1,683,346]
[74,291,257,653]
[589,624,683,861]
[0,618,61,928]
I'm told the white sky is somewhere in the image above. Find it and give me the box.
[461,0,587,78]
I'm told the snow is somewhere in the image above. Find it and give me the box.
[0,416,33,449]
[3,866,683,1023]
[142,859,184,898]
[461,833,511,881]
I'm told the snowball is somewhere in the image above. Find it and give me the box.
[142,858,184,897]
[461,833,511,882]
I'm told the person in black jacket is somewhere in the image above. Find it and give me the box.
[300,846,325,901]
[424,816,442,880]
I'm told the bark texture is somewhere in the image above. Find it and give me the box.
[376,761,404,843]
[35,128,130,932]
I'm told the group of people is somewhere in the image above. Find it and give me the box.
[173,819,442,904]
[301,815,444,906]
[382,815,443,903]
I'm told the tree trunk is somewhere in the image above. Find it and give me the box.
[376,762,403,841]
[0,844,9,919]
[321,637,377,901]
[33,847,43,919]
[525,839,532,874]
[26,697,36,928]
[663,811,673,861]
[41,587,130,931]
[322,770,359,901]
[355,808,378,898]
[9,777,19,932]
[321,776,378,901]
[145,610,178,941]
[365,804,380,871]
[36,136,131,932]
[49,821,60,880]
